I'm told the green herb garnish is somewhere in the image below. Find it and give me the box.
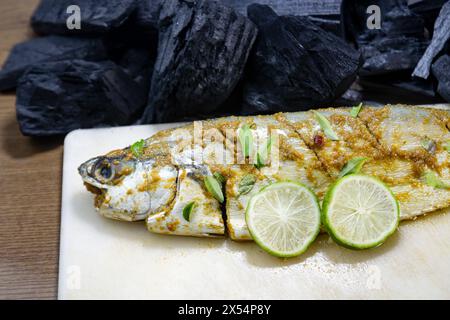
[130,139,145,158]
[239,124,253,158]
[204,176,224,203]
[350,103,363,118]
[213,172,226,185]
[423,171,449,189]
[238,174,256,196]
[313,111,339,141]
[255,153,265,169]
[338,157,368,177]
[255,137,274,169]
[445,141,450,153]
[182,201,196,222]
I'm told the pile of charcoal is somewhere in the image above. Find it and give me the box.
[0,0,449,136]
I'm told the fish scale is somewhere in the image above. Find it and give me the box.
[78,105,450,240]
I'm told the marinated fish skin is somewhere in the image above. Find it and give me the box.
[279,108,384,177]
[146,165,225,237]
[282,105,450,219]
[358,105,450,219]
[204,114,331,240]
[79,105,450,239]
[430,107,450,130]
[358,106,449,167]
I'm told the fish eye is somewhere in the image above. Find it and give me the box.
[93,159,115,183]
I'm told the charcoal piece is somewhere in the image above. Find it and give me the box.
[16,60,147,136]
[307,16,341,36]
[0,36,107,91]
[412,1,450,79]
[225,0,342,16]
[242,4,360,114]
[341,0,429,76]
[225,0,343,35]
[431,55,450,102]
[359,37,428,75]
[141,0,257,123]
[28,0,343,37]
[31,0,137,35]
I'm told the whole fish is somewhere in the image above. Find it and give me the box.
[78,105,450,240]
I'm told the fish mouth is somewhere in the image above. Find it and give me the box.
[78,157,108,189]
[83,182,102,195]
[78,160,107,208]
[78,158,95,181]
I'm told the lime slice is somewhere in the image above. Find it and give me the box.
[245,181,321,257]
[322,174,399,249]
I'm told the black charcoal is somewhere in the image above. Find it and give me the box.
[31,0,137,35]
[341,0,429,76]
[412,1,450,79]
[225,0,342,16]
[307,16,341,35]
[431,55,450,102]
[16,60,147,136]
[226,0,343,35]
[242,4,360,114]
[0,36,107,91]
[141,0,257,123]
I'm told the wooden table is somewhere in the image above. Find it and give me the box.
[0,0,61,299]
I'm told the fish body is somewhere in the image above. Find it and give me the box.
[78,105,450,240]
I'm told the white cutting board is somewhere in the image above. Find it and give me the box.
[58,122,450,300]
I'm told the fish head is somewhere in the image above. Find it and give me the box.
[78,150,154,221]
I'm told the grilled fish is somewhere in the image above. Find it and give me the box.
[78,105,450,240]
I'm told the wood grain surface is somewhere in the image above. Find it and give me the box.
[0,0,61,299]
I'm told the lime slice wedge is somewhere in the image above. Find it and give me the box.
[322,174,399,249]
[245,181,321,257]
